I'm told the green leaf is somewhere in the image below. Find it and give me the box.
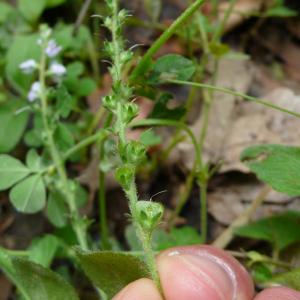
[74,182,88,208]
[10,175,46,213]
[77,78,97,97]
[28,235,60,268]
[0,3,13,23]
[76,250,150,299]
[266,6,298,17]
[235,211,300,251]
[18,0,46,23]
[12,257,79,300]
[47,190,68,228]
[150,93,186,120]
[6,34,40,93]
[150,54,196,83]
[268,268,300,291]
[252,263,273,284]
[53,25,91,54]
[140,129,162,146]
[0,101,29,153]
[0,155,30,191]
[46,0,66,8]
[26,149,43,172]
[241,144,300,196]
[54,123,75,152]
[54,85,75,118]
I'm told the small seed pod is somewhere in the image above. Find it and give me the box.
[115,164,135,191]
[136,200,164,232]
[122,140,146,164]
[123,102,139,124]
[102,95,117,112]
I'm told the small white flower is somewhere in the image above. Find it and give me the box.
[49,62,66,77]
[28,82,41,102]
[45,39,62,58]
[19,59,37,74]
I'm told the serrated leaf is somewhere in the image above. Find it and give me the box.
[28,235,60,267]
[76,250,150,299]
[268,268,300,291]
[150,54,196,83]
[241,144,300,196]
[0,101,29,153]
[235,211,300,251]
[0,155,30,191]
[10,174,46,213]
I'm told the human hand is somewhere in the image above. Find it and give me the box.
[113,245,300,300]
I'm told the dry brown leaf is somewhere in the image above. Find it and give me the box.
[219,0,272,33]
[208,182,300,226]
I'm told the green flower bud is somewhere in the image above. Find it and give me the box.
[122,140,146,164]
[102,95,117,111]
[115,164,135,190]
[136,201,164,232]
[120,50,133,65]
[123,102,139,124]
[104,17,113,29]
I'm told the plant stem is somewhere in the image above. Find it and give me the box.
[212,0,238,43]
[107,0,162,291]
[199,181,208,243]
[169,79,300,119]
[64,129,108,159]
[98,115,113,250]
[131,118,202,169]
[130,0,205,81]
[39,46,88,250]
[99,168,110,249]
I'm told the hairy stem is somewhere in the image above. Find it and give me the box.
[39,46,88,250]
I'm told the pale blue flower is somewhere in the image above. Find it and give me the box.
[19,59,37,74]
[28,82,41,102]
[45,39,62,58]
[49,62,66,77]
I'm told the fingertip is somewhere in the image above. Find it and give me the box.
[112,278,162,300]
[254,287,300,300]
[157,245,254,300]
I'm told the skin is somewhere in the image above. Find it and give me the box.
[113,245,300,300]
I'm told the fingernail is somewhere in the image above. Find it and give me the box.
[159,248,238,300]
